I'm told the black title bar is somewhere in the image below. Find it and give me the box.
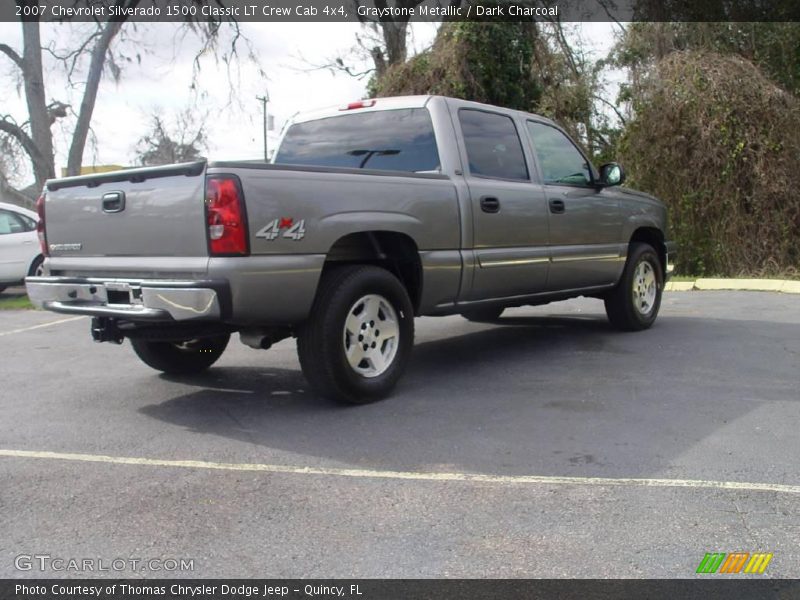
[4,0,800,23]
[2,579,800,600]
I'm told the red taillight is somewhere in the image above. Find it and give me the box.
[339,99,376,111]
[205,176,248,256]
[36,193,48,256]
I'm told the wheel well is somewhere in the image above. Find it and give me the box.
[630,227,665,273]
[324,232,422,313]
[28,254,44,276]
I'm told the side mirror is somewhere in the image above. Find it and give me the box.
[599,162,625,187]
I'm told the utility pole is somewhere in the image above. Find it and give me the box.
[256,90,270,162]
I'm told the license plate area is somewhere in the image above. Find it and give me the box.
[104,282,143,305]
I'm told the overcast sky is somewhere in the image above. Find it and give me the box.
[0,22,618,186]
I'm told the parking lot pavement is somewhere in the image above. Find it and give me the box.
[1,291,799,577]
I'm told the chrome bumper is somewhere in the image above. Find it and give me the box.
[25,276,224,321]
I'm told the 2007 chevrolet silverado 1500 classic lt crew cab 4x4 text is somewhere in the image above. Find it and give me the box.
[26,96,676,404]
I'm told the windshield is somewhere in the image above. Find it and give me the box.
[274,108,440,173]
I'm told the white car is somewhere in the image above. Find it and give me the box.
[0,201,43,293]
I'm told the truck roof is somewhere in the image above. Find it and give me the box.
[290,95,556,127]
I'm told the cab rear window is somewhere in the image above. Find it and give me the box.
[274,108,440,173]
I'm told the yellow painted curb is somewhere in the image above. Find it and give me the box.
[782,280,800,294]
[664,281,694,292]
[665,278,800,294]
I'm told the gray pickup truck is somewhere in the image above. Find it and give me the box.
[26,95,674,404]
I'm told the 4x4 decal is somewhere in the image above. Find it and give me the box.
[256,218,306,241]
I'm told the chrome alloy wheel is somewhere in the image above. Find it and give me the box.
[343,294,400,378]
[632,260,657,316]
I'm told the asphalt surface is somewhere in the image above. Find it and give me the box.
[1,290,799,578]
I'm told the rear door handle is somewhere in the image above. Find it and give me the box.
[102,191,125,213]
[549,199,565,214]
[480,196,500,213]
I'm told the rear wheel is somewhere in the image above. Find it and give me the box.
[130,334,230,374]
[297,265,414,404]
[461,307,504,322]
[604,242,663,331]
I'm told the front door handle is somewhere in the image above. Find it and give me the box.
[480,196,500,213]
[102,191,125,213]
[549,199,565,214]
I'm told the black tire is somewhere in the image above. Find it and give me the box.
[461,306,505,322]
[604,242,663,331]
[130,334,230,374]
[28,255,44,277]
[0,286,6,294]
[297,265,414,404]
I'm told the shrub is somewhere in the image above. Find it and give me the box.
[620,51,800,277]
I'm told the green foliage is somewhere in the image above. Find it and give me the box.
[613,22,800,96]
[370,21,615,161]
[620,51,800,277]
[371,22,542,112]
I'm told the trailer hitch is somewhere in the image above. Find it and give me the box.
[91,317,124,344]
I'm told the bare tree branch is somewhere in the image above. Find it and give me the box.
[593,94,627,125]
[0,117,47,169]
[42,30,103,84]
[66,0,135,175]
[0,43,23,70]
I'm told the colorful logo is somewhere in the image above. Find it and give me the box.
[696,552,773,574]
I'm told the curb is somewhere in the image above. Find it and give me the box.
[665,278,800,294]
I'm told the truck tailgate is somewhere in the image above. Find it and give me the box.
[44,161,207,258]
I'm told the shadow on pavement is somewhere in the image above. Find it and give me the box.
[139,313,800,479]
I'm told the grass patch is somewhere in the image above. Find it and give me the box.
[0,295,34,310]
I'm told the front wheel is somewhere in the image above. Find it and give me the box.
[297,265,414,404]
[604,242,663,331]
[130,334,230,374]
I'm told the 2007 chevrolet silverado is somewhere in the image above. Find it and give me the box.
[26,96,675,404]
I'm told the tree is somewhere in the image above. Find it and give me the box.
[619,51,800,277]
[611,22,800,98]
[371,22,542,110]
[134,110,207,166]
[314,1,462,83]
[0,0,256,193]
[370,20,611,158]
[608,21,800,276]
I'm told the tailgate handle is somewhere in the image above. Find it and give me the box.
[102,191,125,213]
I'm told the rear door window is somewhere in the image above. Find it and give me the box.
[458,109,529,181]
[274,108,440,173]
[0,210,27,235]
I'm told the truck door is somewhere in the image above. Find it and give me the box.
[525,120,625,291]
[456,108,550,301]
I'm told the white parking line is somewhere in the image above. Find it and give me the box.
[1,448,799,495]
[0,316,84,337]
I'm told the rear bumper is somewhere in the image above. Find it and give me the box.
[25,276,228,321]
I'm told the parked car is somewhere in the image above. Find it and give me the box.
[26,96,675,403]
[0,201,43,293]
